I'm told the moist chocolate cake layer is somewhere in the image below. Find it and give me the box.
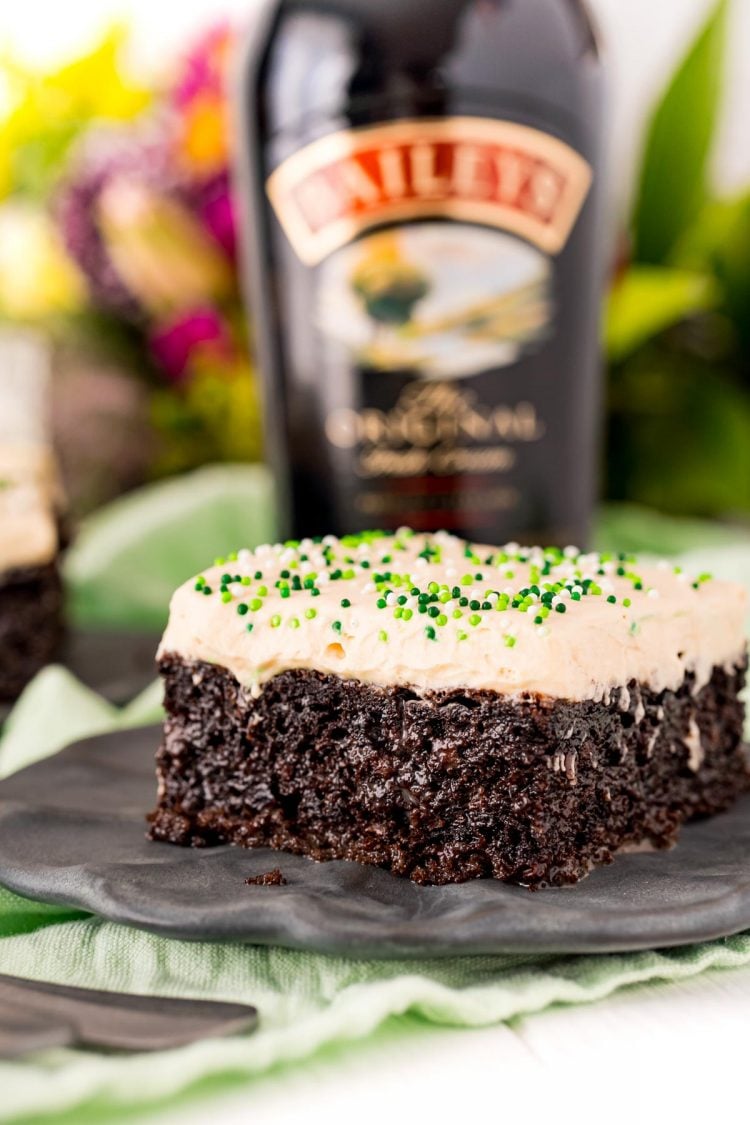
[150,655,748,887]
[0,562,64,702]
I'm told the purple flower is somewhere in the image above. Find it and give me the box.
[55,126,179,317]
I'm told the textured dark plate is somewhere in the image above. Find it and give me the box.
[0,725,749,959]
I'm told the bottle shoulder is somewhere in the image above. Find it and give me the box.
[244,0,602,143]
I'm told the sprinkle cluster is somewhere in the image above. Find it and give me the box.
[190,530,713,648]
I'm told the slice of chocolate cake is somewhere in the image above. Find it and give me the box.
[0,446,64,702]
[0,337,65,702]
[151,531,748,887]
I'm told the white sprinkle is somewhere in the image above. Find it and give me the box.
[648,588,660,599]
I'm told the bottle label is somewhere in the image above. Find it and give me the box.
[267,117,591,265]
[266,117,593,538]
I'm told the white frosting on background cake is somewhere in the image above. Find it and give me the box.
[159,531,748,701]
[0,445,59,572]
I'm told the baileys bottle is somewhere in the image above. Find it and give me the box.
[236,0,604,544]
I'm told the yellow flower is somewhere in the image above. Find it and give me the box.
[0,26,150,201]
[178,93,229,173]
[0,203,85,321]
[96,178,232,316]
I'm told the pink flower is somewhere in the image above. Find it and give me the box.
[150,308,232,381]
[173,24,231,111]
[192,172,236,258]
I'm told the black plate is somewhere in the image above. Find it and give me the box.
[0,725,749,959]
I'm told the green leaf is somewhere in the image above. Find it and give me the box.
[675,191,750,353]
[605,266,716,362]
[632,0,727,265]
[606,349,750,517]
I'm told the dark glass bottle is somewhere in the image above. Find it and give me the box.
[236,0,604,545]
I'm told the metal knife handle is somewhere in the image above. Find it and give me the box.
[0,974,258,1056]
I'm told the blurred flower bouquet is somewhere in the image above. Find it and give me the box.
[0,25,261,512]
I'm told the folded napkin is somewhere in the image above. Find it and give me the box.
[1,466,749,1123]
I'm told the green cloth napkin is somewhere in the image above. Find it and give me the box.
[1,466,750,1123]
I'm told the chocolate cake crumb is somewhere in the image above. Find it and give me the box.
[150,655,748,887]
[245,868,287,886]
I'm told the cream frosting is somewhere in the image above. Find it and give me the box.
[0,445,59,572]
[158,531,748,702]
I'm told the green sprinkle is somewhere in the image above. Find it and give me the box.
[378,629,388,642]
[241,576,251,586]
[469,613,481,627]
[340,598,351,608]
[555,603,566,614]
[504,634,517,648]
[280,588,290,599]
[213,557,225,566]
[452,609,462,619]
[606,595,617,604]
[436,614,448,627]
[289,617,300,629]
[202,586,212,596]
[221,573,232,585]
[332,621,342,634]
[425,625,436,640]
[246,623,254,633]
[221,591,232,604]
[623,598,631,607]
[254,571,263,580]
[457,630,468,641]
[257,585,268,597]
[270,614,281,628]
[461,574,473,586]
[305,608,317,619]
[237,603,249,616]
[402,608,413,621]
